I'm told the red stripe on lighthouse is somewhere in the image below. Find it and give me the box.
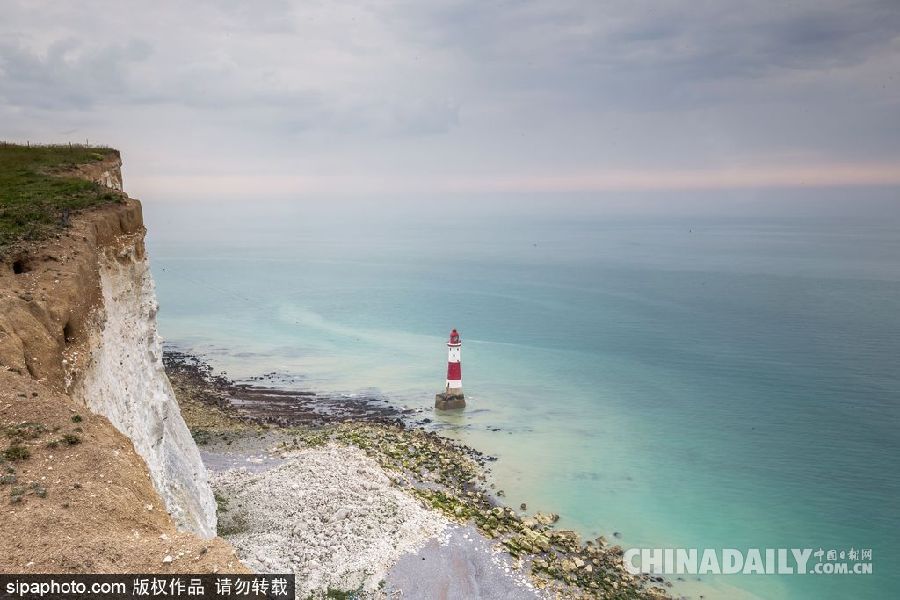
[447,362,461,380]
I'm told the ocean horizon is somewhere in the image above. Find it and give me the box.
[145,191,900,599]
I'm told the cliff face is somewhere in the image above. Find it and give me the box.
[68,220,217,537]
[65,156,124,192]
[0,157,217,540]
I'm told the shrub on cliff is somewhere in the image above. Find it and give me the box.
[3,444,30,461]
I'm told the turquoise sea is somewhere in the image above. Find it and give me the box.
[144,191,900,599]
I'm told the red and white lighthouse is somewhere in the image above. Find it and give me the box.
[446,329,462,392]
[435,328,466,409]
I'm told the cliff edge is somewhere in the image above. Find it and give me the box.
[0,146,242,572]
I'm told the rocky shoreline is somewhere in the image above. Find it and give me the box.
[164,349,672,599]
[163,350,408,427]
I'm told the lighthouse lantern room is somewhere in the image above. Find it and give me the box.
[435,328,466,410]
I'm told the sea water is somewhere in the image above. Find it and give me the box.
[143,191,900,599]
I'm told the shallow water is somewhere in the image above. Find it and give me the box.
[145,193,900,599]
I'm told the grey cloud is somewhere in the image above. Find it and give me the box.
[393,0,900,110]
[0,0,897,180]
[198,0,301,34]
[0,38,151,109]
[389,97,460,136]
[0,1,460,139]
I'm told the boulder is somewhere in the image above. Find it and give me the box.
[534,512,559,526]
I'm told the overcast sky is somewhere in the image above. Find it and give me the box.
[1,0,899,200]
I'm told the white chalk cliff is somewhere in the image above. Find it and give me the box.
[70,236,217,537]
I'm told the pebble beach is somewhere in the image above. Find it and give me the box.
[167,350,672,599]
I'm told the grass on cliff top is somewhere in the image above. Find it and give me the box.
[0,142,122,256]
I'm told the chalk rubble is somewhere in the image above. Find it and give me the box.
[212,444,448,597]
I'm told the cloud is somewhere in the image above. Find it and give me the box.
[0,0,898,196]
[0,38,151,109]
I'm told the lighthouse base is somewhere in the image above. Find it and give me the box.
[435,391,466,410]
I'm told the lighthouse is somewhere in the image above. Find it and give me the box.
[435,328,466,410]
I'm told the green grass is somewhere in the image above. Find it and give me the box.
[60,433,81,446]
[0,142,122,256]
[323,587,364,600]
[214,491,229,513]
[5,422,45,437]
[3,444,30,461]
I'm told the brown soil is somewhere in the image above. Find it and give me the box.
[0,371,244,573]
[0,194,141,391]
